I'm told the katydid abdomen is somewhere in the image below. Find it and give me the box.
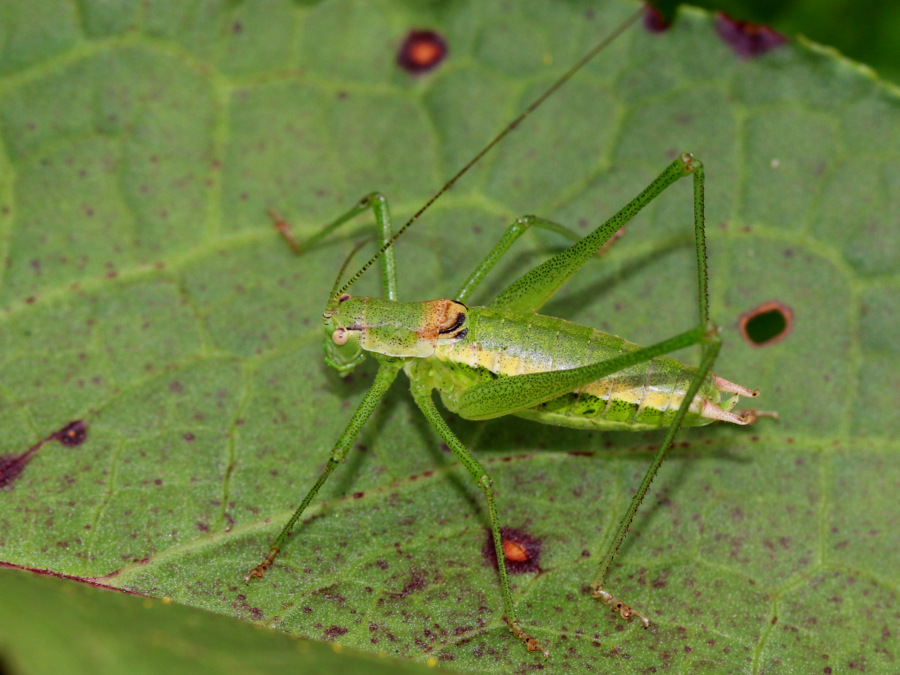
[423,306,734,431]
[382,303,753,431]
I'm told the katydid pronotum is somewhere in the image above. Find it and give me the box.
[245,7,772,658]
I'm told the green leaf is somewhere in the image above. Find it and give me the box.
[0,566,447,674]
[1,0,897,673]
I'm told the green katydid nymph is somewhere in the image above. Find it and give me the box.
[245,7,773,658]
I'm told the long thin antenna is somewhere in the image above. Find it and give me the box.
[337,6,646,297]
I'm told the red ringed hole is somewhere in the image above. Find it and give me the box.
[397,30,448,74]
[739,301,793,347]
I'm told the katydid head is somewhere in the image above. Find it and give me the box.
[323,293,367,376]
[323,294,469,375]
[321,237,377,375]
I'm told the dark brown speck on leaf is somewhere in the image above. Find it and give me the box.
[1,420,89,488]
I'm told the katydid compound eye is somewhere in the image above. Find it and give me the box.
[332,328,349,345]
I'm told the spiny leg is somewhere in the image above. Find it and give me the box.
[590,330,721,624]
[454,216,589,304]
[448,328,722,628]
[590,154,715,626]
[408,376,549,658]
[245,357,403,581]
[454,155,710,420]
[454,216,626,304]
[491,154,699,313]
[451,155,729,626]
[270,192,399,301]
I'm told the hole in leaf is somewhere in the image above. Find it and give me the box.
[739,301,793,347]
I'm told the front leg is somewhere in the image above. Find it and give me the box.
[269,191,399,301]
[408,378,549,658]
